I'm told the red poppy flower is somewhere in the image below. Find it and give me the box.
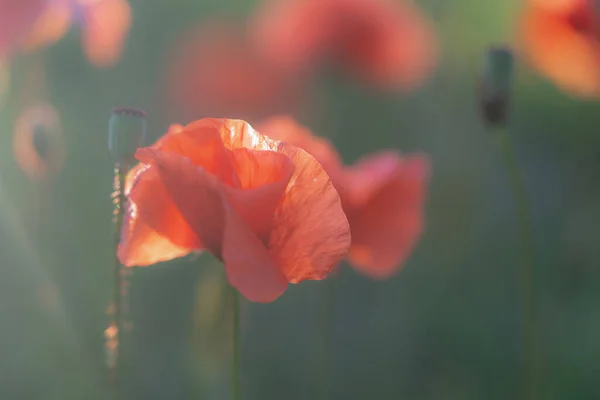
[250,0,438,90]
[23,0,131,68]
[166,21,304,122]
[257,116,429,279]
[118,118,351,302]
[521,0,600,97]
[0,0,46,57]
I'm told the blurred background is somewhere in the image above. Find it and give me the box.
[1,0,600,399]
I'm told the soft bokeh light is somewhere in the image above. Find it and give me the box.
[12,102,65,182]
[0,0,46,57]
[21,0,131,67]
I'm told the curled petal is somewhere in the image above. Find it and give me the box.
[346,154,430,278]
[270,144,351,283]
[215,118,281,152]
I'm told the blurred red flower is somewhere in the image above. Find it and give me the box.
[23,0,131,68]
[521,0,600,97]
[118,118,351,302]
[250,0,438,90]
[257,116,429,279]
[166,21,305,122]
[0,0,46,57]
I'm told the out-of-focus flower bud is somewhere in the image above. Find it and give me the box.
[480,46,515,127]
[108,107,147,165]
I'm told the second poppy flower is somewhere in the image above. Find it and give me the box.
[257,116,430,279]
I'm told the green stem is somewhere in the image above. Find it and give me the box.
[493,127,539,400]
[322,275,336,400]
[231,287,240,400]
[106,163,129,399]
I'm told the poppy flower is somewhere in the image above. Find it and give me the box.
[118,118,351,302]
[165,21,304,122]
[23,0,131,68]
[257,116,429,279]
[13,102,65,182]
[521,0,600,97]
[250,0,438,90]
[0,0,46,57]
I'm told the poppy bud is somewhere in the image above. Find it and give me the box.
[108,107,147,165]
[479,46,514,127]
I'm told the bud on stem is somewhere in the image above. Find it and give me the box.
[480,46,514,127]
[108,107,147,165]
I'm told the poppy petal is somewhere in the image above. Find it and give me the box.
[269,144,351,283]
[156,121,239,186]
[135,148,226,255]
[341,150,403,209]
[221,203,288,303]
[119,163,201,267]
[118,208,194,267]
[346,154,430,278]
[225,148,294,240]
[216,118,281,152]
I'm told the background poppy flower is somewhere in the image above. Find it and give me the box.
[257,116,430,279]
[119,118,351,302]
[165,20,305,122]
[521,0,600,97]
[0,0,46,57]
[250,0,438,90]
[23,0,131,68]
